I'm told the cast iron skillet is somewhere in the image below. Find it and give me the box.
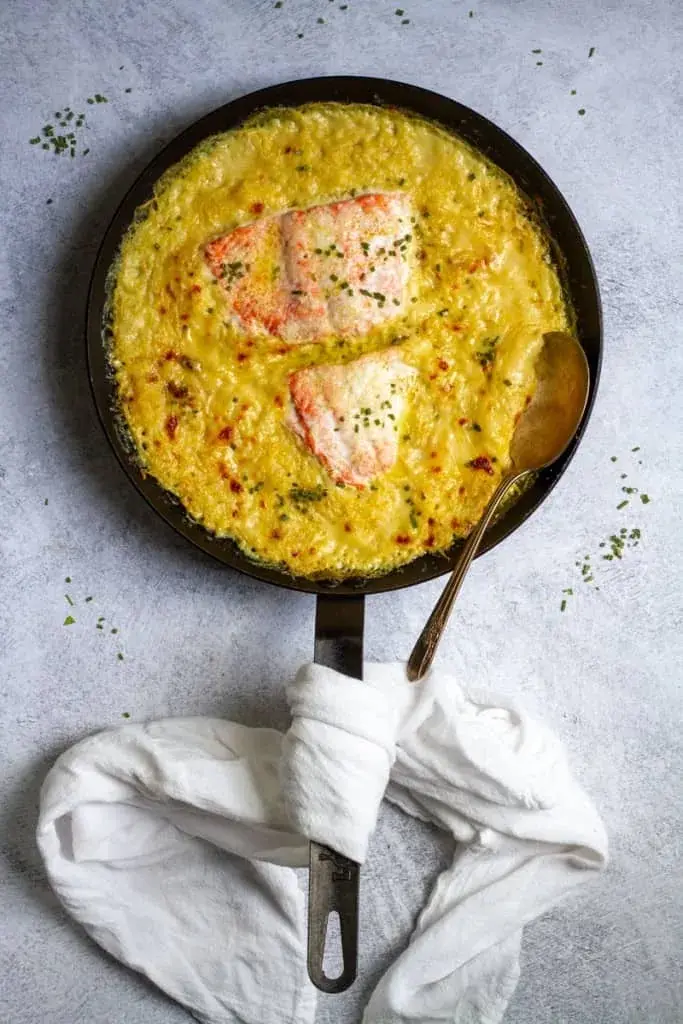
[86,76,602,995]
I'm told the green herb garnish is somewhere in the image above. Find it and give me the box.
[221,260,246,286]
[475,335,500,368]
[289,484,327,504]
[63,615,75,626]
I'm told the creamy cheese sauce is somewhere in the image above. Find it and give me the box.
[110,103,570,578]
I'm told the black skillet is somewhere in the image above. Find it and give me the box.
[86,76,602,994]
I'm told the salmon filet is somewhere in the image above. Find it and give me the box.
[287,349,416,487]
[204,192,414,343]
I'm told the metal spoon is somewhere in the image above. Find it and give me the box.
[406,331,590,682]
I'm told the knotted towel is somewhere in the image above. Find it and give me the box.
[37,663,607,1024]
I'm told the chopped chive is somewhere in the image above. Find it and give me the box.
[588,46,595,57]
[65,594,74,606]
[578,108,586,116]
[121,711,130,718]
[63,615,76,626]
[117,652,124,661]
[617,500,629,509]
[560,599,567,612]
[640,494,650,504]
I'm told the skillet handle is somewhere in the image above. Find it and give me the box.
[308,593,365,994]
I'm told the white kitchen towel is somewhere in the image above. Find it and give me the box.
[37,663,607,1024]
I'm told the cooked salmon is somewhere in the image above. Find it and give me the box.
[287,349,416,487]
[204,192,414,343]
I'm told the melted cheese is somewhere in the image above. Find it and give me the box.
[110,103,570,578]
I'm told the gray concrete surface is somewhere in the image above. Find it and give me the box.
[1,1,681,1021]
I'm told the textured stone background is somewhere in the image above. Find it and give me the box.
[1,0,681,1021]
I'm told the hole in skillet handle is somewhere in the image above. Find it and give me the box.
[307,594,364,993]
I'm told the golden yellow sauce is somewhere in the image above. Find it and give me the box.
[110,103,570,578]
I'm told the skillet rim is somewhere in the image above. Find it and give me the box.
[86,75,603,596]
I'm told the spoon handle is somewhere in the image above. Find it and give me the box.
[406,472,525,682]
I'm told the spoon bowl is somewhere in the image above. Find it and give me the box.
[510,331,591,472]
[406,331,590,682]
